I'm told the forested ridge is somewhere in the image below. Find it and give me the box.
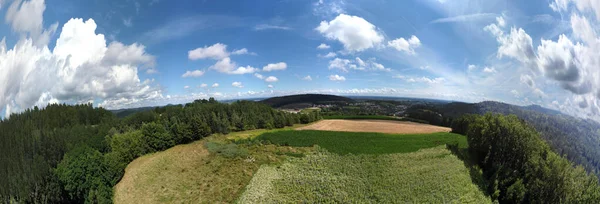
[0,98,321,203]
[451,114,600,203]
[405,101,600,177]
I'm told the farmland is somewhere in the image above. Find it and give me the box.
[296,119,450,134]
[256,130,466,154]
[239,146,490,203]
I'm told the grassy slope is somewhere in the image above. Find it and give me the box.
[115,125,488,203]
[113,125,310,204]
[258,130,467,154]
[239,146,490,203]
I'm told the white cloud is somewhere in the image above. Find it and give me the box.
[328,57,391,72]
[262,62,287,71]
[265,76,279,83]
[317,43,330,49]
[200,83,208,88]
[231,48,256,55]
[316,14,384,52]
[5,0,57,47]
[0,17,161,113]
[181,70,205,78]
[483,66,497,73]
[520,74,535,87]
[188,43,229,60]
[212,83,219,88]
[302,75,313,81]
[485,17,536,67]
[229,65,258,74]
[312,0,346,17]
[209,57,236,73]
[329,58,351,72]
[468,64,477,71]
[184,85,190,89]
[406,77,445,84]
[430,13,496,24]
[268,84,273,88]
[232,81,243,88]
[319,52,337,58]
[511,90,520,97]
[388,35,421,54]
[254,24,291,31]
[254,73,265,79]
[329,74,346,81]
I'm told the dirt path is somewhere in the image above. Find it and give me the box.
[296,119,451,134]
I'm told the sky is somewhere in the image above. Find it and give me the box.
[1,0,600,121]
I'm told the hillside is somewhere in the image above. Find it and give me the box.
[261,94,354,108]
[408,101,600,177]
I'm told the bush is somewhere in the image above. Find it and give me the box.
[205,142,248,158]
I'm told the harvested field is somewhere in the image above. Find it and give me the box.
[296,119,451,134]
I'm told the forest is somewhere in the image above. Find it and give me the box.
[404,101,600,178]
[452,113,600,203]
[0,99,321,203]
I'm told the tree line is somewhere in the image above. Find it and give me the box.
[452,113,600,203]
[0,98,321,203]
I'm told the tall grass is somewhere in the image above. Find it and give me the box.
[238,146,490,203]
[256,130,467,155]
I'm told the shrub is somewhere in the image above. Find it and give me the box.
[205,142,248,158]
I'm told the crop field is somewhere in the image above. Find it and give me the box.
[238,146,490,203]
[296,119,450,134]
[257,130,467,154]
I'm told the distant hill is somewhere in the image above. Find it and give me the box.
[110,106,156,118]
[261,94,354,108]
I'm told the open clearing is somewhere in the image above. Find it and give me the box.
[296,119,451,134]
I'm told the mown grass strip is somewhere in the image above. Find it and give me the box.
[256,130,466,155]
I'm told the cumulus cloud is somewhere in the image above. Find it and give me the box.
[317,43,330,49]
[0,17,161,114]
[268,84,273,88]
[485,7,600,119]
[483,66,497,73]
[188,43,229,60]
[262,62,287,71]
[200,83,208,88]
[229,65,258,74]
[231,48,256,55]
[387,35,421,54]
[329,74,346,81]
[212,83,219,88]
[232,81,243,88]
[316,14,384,52]
[5,0,57,47]
[318,52,337,58]
[468,64,477,71]
[302,75,313,81]
[254,73,265,80]
[182,70,205,78]
[184,85,190,89]
[265,76,279,83]
[328,57,391,72]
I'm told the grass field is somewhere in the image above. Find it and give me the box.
[322,115,429,124]
[238,146,490,203]
[113,126,311,204]
[256,130,466,154]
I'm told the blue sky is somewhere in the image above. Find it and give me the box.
[1,0,600,121]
